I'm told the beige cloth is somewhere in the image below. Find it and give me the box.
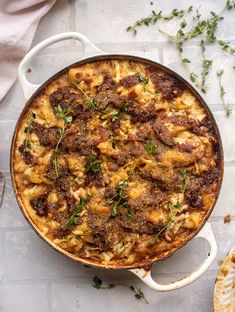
[0,0,55,102]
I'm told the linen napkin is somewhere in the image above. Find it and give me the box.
[0,0,56,102]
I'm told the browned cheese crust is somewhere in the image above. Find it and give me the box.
[12,59,221,267]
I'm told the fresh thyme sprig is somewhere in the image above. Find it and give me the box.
[163,20,201,88]
[150,168,190,244]
[150,201,180,244]
[107,180,129,217]
[126,6,193,35]
[180,168,189,194]
[200,40,213,93]
[127,3,234,112]
[159,10,235,55]
[52,106,73,177]
[217,69,232,117]
[55,104,73,123]
[130,285,148,304]
[64,197,89,230]
[110,103,130,122]
[92,276,148,304]
[70,80,97,109]
[85,155,101,173]
[23,111,36,153]
[51,127,65,178]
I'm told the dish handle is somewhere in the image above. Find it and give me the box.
[18,32,104,100]
[129,222,217,291]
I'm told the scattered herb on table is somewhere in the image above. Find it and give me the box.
[200,40,213,93]
[144,141,157,155]
[85,155,101,173]
[64,197,89,230]
[126,2,235,116]
[92,276,148,304]
[92,276,115,289]
[126,6,193,35]
[23,111,36,153]
[129,285,149,304]
[159,10,235,55]
[217,69,232,117]
[160,20,200,89]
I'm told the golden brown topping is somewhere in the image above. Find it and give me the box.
[12,59,221,267]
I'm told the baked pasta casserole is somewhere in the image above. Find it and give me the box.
[12,58,222,267]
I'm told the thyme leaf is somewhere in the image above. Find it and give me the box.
[55,104,73,123]
[180,168,189,194]
[111,112,119,122]
[144,141,157,155]
[226,0,235,9]
[109,135,119,148]
[111,205,117,217]
[23,111,36,153]
[182,58,191,63]
[180,168,188,182]
[138,73,149,85]
[85,155,101,173]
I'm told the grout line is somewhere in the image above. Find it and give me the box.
[1,231,8,284]
[93,40,235,47]
[69,0,76,31]
[211,215,234,221]
[1,269,219,285]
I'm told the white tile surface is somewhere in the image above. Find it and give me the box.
[0,0,234,311]
[211,219,235,270]
[0,176,28,228]
[0,284,48,312]
[51,271,216,312]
